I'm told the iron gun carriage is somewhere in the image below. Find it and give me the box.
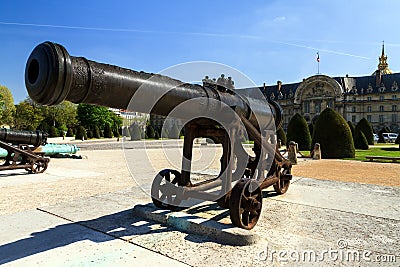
[0,129,49,173]
[25,42,292,229]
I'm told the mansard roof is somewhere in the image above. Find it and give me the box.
[259,72,400,101]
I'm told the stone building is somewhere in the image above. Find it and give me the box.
[262,44,399,132]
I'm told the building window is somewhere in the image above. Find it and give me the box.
[379,105,384,112]
[367,96,372,101]
[367,106,372,112]
[379,115,384,123]
[315,101,321,114]
[393,95,397,100]
[379,95,384,101]
[352,106,356,113]
[352,115,356,122]
[303,101,310,113]
[392,114,397,123]
[367,115,372,122]
[392,105,397,112]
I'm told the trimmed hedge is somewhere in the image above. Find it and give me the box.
[277,127,287,146]
[347,121,355,142]
[312,108,355,158]
[355,118,374,145]
[354,129,369,150]
[286,113,311,150]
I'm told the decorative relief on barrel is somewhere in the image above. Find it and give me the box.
[70,57,90,103]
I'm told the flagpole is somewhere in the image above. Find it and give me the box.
[316,51,320,74]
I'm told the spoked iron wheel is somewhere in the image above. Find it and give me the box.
[229,179,262,230]
[151,169,182,210]
[273,166,291,195]
[31,159,48,174]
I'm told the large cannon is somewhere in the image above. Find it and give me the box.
[0,129,50,173]
[25,42,292,229]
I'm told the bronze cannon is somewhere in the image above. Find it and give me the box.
[0,129,49,173]
[25,42,292,229]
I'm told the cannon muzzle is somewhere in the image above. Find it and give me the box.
[25,42,282,131]
[0,129,47,147]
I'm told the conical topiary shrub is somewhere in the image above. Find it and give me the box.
[286,113,311,151]
[75,126,87,140]
[312,108,355,158]
[103,123,113,138]
[347,121,355,142]
[93,125,101,139]
[276,127,287,147]
[354,128,369,150]
[146,125,155,139]
[129,124,141,141]
[356,118,374,145]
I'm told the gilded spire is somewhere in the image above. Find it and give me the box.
[377,41,393,74]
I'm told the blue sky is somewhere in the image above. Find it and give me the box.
[1,0,400,103]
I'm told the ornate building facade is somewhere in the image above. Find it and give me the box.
[262,44,399,132]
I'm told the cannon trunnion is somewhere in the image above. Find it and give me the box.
[25,42,292,229]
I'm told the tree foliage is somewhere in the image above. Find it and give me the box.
[347,121,355,142]
[77,104,122,136]
[276,127,287,147]
[286,113,311,150]
[75,126,87,140]
[13,100,44,130]
[312,108,355,158]
[355,118,374,145]
[146,125,155,139]
[354,128,369,150]
[0,85,15,126]
[129,124,142,141]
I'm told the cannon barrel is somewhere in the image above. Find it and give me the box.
[0,129,47,147]
[25,42,282,131]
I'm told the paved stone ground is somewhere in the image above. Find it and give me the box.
[0,140,399,266]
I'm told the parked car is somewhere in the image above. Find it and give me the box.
[382,133,398,143]
[373,133,379,143]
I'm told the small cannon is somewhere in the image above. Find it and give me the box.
[25,42,292,229]
[0,129,50,173]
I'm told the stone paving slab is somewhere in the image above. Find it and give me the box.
[0,209,189,266]
[1,177,399,266]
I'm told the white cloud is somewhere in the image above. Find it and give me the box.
[273,16,286,22]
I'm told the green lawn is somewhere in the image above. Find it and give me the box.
[344,145,400,161]
[300,144,399,162]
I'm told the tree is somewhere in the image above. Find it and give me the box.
[66,128,74,137]
[154,131,160,140]
[168,123,180,139]
[286,113,311,151]
[49,126,59,137]
[355,118,374,145]
[146,125,155,139]
[103,123,113,138]
[0,85,16,126]
[75,126,87,140]
[276,127,287,147]
[354,129,369,150]
[77,104,122,136]
[312,108,355,158]
[395,132,400,144]
[129,124,142,141]
[13,100,44,130]
[347,121,356,142]
[93,125,101,139]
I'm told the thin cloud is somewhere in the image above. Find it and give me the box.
[0,21,370,59]
[273,16,286,22]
